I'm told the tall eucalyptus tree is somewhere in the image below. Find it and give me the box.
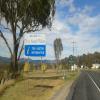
[54,38,63,66]
[0,0,55,75]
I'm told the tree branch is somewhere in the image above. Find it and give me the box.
[0,24,12,33]
[0,30,13,56]
[16,23,41,56]
[17,41,24,61]
[16,24,21,30]
[23,28,42,33]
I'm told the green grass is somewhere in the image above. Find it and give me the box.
[66,71,80,80]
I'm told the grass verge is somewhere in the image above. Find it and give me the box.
[0,70,79,100]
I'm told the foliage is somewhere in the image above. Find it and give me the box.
[61,52,100,68]
[0,0,55,29]
[0,0,55,74]
[23,62,30,72]
[41,63,47,73]
[77,52,100,67]
[53,38,63,63]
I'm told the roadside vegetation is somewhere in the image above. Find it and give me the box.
[0,68,79,100]
[61,52,100,68]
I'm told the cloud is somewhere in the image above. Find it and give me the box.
[64,7,100,55]
[56,0,76,13]
[0,1,100,60]
[0,32,13,57]
[45,4,100,59]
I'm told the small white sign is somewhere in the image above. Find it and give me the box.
[24,33,46,45]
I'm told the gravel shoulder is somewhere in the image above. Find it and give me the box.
[50,71,80,100]
[50,80,74,100]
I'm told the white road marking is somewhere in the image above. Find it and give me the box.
[88,74,100,93]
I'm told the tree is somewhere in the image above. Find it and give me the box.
[0,0,55,75]
[68,55,76,66]
[53,38,63,67]
[76,52,100,68]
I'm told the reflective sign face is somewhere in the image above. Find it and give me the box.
[24,33,46,57]
[25,45,46,56]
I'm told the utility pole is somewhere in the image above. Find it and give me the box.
[71,41,76,68]
[72,41,76,56]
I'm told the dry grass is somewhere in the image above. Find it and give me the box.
[0,79,64,100]
[0,70,79,100]
[0,80,15,95]
[24,69,63,78]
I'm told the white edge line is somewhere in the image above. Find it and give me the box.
[88,74,100,93]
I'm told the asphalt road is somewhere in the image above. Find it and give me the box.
[67,70,100,100]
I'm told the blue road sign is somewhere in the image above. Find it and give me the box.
[25,45,46,57]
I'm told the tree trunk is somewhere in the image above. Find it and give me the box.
[10,52,19,78]
[11,23,19,77]
[13,50,18,73]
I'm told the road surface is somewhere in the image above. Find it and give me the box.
[67,70,100,100]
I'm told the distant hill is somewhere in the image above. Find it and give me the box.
[0,56,55,64]
[0,56,10,63]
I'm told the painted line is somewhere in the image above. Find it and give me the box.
[88,74,100,93]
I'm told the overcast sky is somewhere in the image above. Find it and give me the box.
[0,0,100,60]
